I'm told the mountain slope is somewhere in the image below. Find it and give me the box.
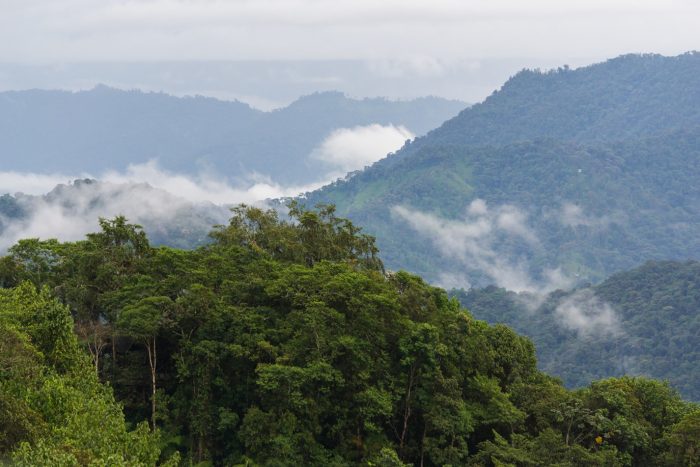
[302,53,700,286]
[456,260,700,401]
[0,87,465,184]
[385,52,700,164]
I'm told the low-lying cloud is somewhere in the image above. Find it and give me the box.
[392,199,564,293]
[392,199,621,335]
[0,171,85,196]
[102,161,329,205]
[0,122,409,252]
[0,179,230,251]
[555,289,620,337]
[0,160,327,203]
[559,202,614,229]
[311,124,414,173]
[0,160,337,251]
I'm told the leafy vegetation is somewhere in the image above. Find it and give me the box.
[1,207,699,465]
[0,282,170,465]
[455,260,700,402]
[408,52,700,149]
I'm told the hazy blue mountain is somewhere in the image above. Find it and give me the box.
[301,53,700,286]
[0,87,465,184]
[455,260,700,401]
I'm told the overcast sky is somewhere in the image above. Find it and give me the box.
[1,0,698,105]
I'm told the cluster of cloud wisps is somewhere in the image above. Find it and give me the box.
[0,175,256,250]
[0,122,411,250]
[392,199,566,293]
[0,161,324,203]
[392,199,622,336]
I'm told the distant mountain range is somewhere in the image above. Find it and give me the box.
[0,87,465,184]
[455,260,700,401]
[302,52,700,287]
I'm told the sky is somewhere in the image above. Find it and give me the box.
[1,0,698,107]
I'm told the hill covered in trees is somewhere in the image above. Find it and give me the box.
[455,260,700,402]
[2,207,699,465]
[301,52,700,287]
[0,87,464,184]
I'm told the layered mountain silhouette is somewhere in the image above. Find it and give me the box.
[0,87,464,184]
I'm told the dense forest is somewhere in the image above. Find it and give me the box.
[302,53,700,286]
[455,260,700,401]
[1,205,699,465]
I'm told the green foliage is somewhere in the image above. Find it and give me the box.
[457,260,700,401]
[1,208,696,465]
[210,202,382,271]
[658,410,700,466]
[0,283,163,465]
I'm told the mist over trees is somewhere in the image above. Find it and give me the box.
[0,179,229,251]
[455,260,700,402]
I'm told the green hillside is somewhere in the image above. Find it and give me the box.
[456,260,700,401]
[386,52,700,159]
[302,53,700,286]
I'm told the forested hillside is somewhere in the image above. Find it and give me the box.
[0,88,464,184]
[456,260,700,402]
[398,53,700,152]
[2,207,699,465]
[302,53,700,286]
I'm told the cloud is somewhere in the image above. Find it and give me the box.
[0,179,227,250]
[0,160,336,251]
[559,202,613,229]
[554,289,620,337]
[0,171,86,196]
[2,0,699,64]
[0,119,409,249]
[392,199,622,337]
[0,160,326,204]
[311,124,414,173]
[392,199,570,293]
[101,161,327,205]
[392,199,622,336]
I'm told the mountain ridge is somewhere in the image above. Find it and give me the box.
[0,86,466,184]
[301,52,700,286]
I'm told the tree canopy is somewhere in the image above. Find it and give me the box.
[1,206,697,465]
